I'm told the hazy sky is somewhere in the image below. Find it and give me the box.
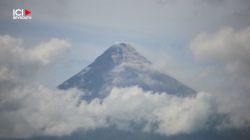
[0,0,250,138]
[0,0,249,91]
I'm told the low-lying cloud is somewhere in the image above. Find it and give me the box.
[0,84,215,138]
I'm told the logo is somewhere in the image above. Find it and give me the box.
[13,9,32,20]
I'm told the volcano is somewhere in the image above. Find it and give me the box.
[58,43,196,100]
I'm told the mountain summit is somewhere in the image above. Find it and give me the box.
[58,43,196,100]
[98,43,151,66]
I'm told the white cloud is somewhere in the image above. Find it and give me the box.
[0,35,22,47]
[0,33,250,139]
[30,38,71,64]
[104,87,214,135]
[190,26,250,129]
[0,35,71,84]
[191,26,250,74]
[0,84,215,138]
[0,35,215,138]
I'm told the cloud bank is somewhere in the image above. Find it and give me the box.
[0,85,215,138]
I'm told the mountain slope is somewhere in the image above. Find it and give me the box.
[58,43,196,100]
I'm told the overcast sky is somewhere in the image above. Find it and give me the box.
[0,0,250,138]
[0,0,249,92]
